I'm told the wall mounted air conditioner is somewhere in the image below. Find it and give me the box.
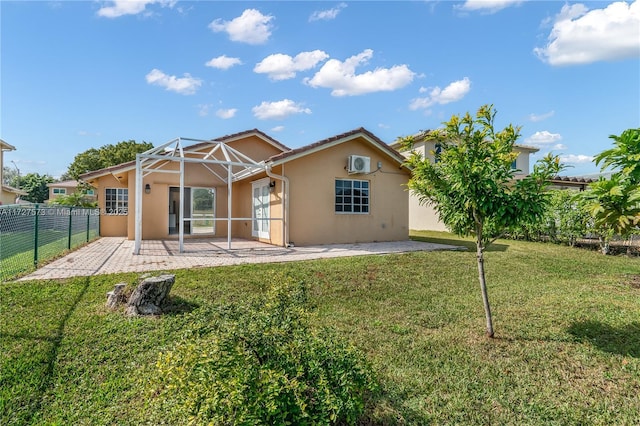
[348,155,370,174]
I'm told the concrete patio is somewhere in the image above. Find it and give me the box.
[18,237,464,281]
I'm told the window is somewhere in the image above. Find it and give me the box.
[335,179,369,214]
[191,187,216,234]
[105,188,128,214]
[511,159,518,170]
[434,143,442,163]
[53,188,66,195]
[85,189,95,196]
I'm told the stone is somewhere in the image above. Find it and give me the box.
[106,283,128,309]
[125,274,175,317]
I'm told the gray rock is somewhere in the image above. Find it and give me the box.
[106,283,127,309]
[125,274,175,316]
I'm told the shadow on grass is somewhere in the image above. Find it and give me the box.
[0,277,91,425]
[162,295,200,316]
[410,235,509,252]
[568,320,640,358]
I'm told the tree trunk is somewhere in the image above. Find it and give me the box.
[599,235,610,255]
[476,231,495,338]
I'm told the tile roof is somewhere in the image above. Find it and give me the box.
[267,127,407,166]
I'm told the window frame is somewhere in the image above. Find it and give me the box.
[105,188,128,215]
[52,188,66,195]
[335,179,370,215]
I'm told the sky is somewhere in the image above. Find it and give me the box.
[1,0,639,179]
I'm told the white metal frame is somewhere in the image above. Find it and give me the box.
[133,137,275,254]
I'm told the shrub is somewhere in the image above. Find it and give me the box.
[148,275,378,425]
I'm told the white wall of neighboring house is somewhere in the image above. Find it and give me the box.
[393,137,539,232]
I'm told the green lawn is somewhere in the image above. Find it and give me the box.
[1,231,639,425]
[1,230,99,281]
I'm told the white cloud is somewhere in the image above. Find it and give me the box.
[254,50,329,81]
[252,99,311,120]
[560,154,594,164]
[534,1,640,66]
[205,55,242,70]
[77,130,101,137]
[97,0,176,18]
[271,125,285,132]
[553,143,568,150]
[304,49,415,96]
[309,3,347,21]
[209,9,274,45]
[198,104,211,116]
[409,77,471,110]
[145,69,202,95]
[529,110,555,122]
[524,130,563,147]
[216,108,237,119]
[456,0,523,13]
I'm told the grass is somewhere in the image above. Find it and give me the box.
[0,229,99,281]
[1,231,639,425]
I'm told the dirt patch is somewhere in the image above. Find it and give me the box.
[626,275,640,289]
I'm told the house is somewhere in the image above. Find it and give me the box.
[47,180,97,203]
[548,176,595,191]
[390,132,539,232]
[80,128,411,251]
[0,139,28,205]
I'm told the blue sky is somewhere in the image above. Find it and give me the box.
[2,0,639,179]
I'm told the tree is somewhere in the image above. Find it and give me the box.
[15,173,54,203]
[66,140,153,179]
[594,128,640,183]
[582,176,640,254]
[2,166,19,186]
[402,105,562,337]
[583,128,640,254]
[48,190,98,208]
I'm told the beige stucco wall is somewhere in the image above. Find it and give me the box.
[93,174,129,236]
[88,135,408,245]
[282,137,410,246]
[0,190,16,205]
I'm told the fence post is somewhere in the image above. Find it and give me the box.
[34,204,39,268]
[68,206,73,250]
[86,209,90,242]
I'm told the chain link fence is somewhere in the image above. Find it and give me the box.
[0,204,100,282]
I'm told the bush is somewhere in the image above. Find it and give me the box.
[148,275,378,425]
[508,189,592,246]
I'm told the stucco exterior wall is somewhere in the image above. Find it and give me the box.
[95,174,129,237]
[283,137,410,246]
[399,140,535,232]
[0,191,16,205]
[87,133,408,245]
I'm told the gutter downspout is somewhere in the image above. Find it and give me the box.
[266,164,290,248]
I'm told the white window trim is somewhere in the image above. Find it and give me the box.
[189,187,216,235]
[252,178,271,239]
[335,178,370,215]
[105,187,128,215]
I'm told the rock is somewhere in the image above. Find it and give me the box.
[106,283,128,309]
[125,274,175,317]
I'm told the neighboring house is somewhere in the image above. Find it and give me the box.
[80,128,411,251]
[390,133,539,232]
[548,176,595,191]
[47,180,97,203]
[0,139,28,205]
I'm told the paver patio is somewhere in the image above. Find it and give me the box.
[18,237,463,281]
